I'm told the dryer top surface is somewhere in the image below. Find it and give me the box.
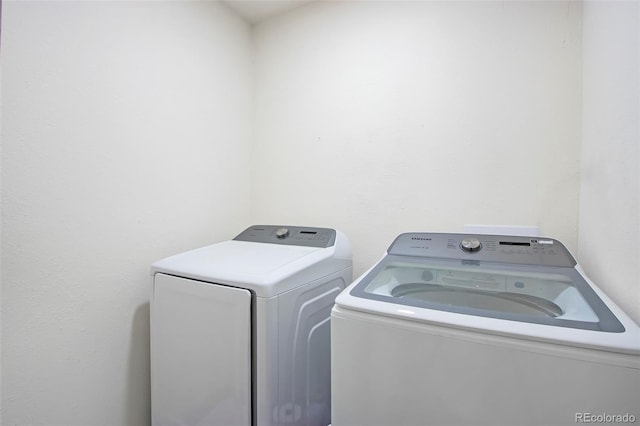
[151,226,351,297]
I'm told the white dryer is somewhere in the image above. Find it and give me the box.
[150,225,352,426]
[331,233,640,426]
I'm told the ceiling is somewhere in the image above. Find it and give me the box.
[223,0,318,24]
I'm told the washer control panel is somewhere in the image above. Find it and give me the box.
[388,233,576,267]
[234,225,336,248]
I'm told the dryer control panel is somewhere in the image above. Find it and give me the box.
[234,225,336,248]
[388,233,576,267]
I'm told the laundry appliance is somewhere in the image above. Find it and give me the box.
[331,233,640,426]
[151,225,352,426]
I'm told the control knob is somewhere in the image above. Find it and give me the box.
[460,237,482,252]
[275,228,289,239]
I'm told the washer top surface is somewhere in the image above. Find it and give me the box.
[151,225,351,297]
[336,232,640,354]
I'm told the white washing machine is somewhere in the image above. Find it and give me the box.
[331,233,640,426]
[150,225,352,426]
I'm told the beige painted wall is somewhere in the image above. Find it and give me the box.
[253,1,583,276]
[1,1,252,424]
[579,0,640,323]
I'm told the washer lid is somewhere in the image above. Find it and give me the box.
[390,282,563,318]
[350,255,624,332]
[340,233,640,353]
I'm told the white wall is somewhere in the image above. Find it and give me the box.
[253,1,583,275]
[0,1,252,424]
[579,1,640,323]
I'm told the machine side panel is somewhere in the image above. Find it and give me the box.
[274,269,351,426]
[151,274,252,426]
[331,307,640,426]
[254,296,279,426]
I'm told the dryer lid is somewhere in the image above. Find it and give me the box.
[151,225,351,297]
[151,240,328,297]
